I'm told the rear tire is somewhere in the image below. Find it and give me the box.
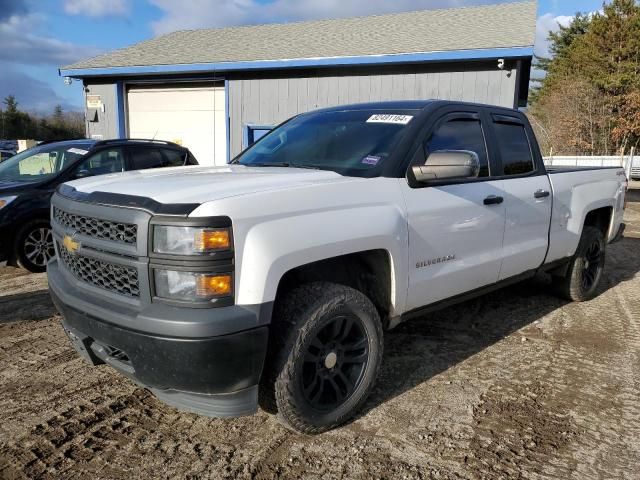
[261,282,383,434]
[14,220,55,273]
[553,226,605,302]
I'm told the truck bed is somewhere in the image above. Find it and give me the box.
[545,166,627,264]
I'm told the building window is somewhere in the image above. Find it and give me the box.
[243,124,274,148]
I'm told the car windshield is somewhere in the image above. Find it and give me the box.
[0,143,92,183]
[235,109,418,177]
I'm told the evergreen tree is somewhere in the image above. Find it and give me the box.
[0,95,85,141]
[53,105,64,124]
[3,95,18,115]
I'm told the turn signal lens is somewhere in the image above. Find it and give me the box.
[196,274,232,297]
[194,229,230,251]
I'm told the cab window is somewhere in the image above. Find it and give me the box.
[161,149,187,167]
[425,118,490,177]
[130,147,165,170]
[73,148,125,179]
[493,122,535,175]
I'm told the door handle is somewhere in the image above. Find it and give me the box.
[483,195,504,205]
[534,189,550,199]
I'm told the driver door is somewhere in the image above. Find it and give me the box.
[401,111,507,311]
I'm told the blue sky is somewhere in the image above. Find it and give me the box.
[0,0,605,114]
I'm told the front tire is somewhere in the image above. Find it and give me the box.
[14,220,55,273]
[553,226,605,302]
[263,282,383,434]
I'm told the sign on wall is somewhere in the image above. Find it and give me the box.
[86,95,103,109]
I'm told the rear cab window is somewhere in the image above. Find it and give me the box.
[492,118,535,176]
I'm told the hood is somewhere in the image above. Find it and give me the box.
[0,180,34,195]
[66,165,359,204]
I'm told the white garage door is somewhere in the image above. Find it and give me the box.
[127,84,226,166]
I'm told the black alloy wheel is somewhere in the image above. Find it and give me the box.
[553,225,605,302]
[260,282,383,434]
[582,240,603,290]
[302,314,369,411]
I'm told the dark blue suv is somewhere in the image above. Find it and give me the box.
[0,139,198,272]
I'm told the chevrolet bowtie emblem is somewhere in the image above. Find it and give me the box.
[62,234,80,254]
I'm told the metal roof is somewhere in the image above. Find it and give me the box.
[62,1,536,75]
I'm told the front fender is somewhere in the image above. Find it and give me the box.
[236,204,407,314]
[188,177,409,315]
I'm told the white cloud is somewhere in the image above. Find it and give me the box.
[149,0,513,35]
[0,11,102,111]
[64,0,130,18]
[534,13,574,58]
[0,13,101,65]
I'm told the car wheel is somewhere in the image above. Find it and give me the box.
[553,225,606,302]
[15,220,55,273]
[262,282,383,434]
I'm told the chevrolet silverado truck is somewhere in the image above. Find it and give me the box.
[48,101,627,434]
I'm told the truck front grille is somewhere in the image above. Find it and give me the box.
[57,242,140,298]
[53,207,138,245]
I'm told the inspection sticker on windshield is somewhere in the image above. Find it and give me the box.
[366,114,413,125]
[362,155,381,166]
[67,148,88,155]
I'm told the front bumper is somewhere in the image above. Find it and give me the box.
[49,258,269,418]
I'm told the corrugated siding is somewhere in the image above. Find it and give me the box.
[228,66,516,156]
[84,82,118,140]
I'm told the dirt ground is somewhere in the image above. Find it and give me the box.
[1,186,639,480]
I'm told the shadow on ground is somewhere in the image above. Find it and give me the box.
[358,234,640,420]
[0,291,57,324]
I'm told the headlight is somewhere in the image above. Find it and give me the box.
[0,196,17,210]
[154,269,233,301]
[153,226,231,255]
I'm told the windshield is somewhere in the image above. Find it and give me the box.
[235,109,417,176]
[0,143,92,183]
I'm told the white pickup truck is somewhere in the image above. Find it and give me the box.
[48,100,627,433]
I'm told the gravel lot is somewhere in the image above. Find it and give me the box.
[1,185,639,480]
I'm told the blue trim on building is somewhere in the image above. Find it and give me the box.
[60,46,534,78]
[114,81,126,138]
[224,79,231,163]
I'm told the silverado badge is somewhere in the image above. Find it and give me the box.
[62,234,80,254]
[416,254,456,269]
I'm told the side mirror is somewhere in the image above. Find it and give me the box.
[412,150,480,182]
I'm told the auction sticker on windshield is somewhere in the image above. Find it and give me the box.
[67,148,88,155]
[366,114,413,125]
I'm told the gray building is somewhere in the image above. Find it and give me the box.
[60,1,537,166]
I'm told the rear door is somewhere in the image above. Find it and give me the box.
[402,109,507,310]
[489,113,552,280]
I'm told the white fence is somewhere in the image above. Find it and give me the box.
[543,155,638,179]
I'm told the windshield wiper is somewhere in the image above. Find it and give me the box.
[247,162,322,170]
